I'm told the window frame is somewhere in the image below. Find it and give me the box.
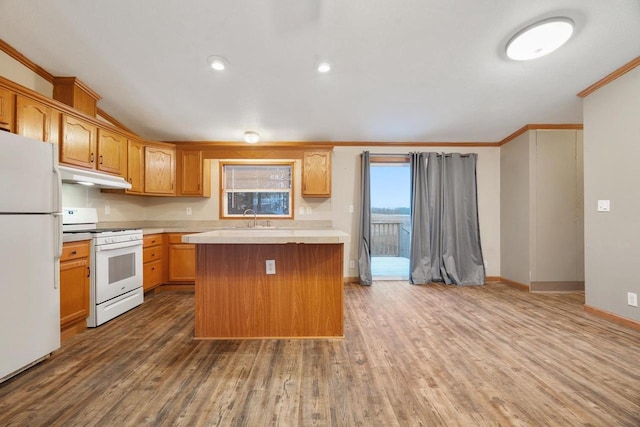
[219,161,295,220]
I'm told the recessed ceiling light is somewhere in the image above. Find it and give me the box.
[244,131,260,144]
[207,55,229,71]
[317,62,331,73]
[506,17,574,61]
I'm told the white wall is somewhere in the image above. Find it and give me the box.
[500,129,584,288]
[0,51,52,97]
[332,146,501,279]
[500,132,531,285]
[583,65,640,322]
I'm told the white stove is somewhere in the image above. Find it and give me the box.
[63,208,144,327]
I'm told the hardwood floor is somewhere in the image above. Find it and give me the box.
[1,282,639,426]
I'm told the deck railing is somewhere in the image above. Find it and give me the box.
[371,222,411,258]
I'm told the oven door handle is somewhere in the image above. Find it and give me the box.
[96,240,143,251]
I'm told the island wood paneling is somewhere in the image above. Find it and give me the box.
[195,243,344,338]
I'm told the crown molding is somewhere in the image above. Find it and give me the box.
[0,38,54,83]
[577,56,640,98]
[498,124,583,146]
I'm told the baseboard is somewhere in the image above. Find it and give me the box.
[530,281,584,292]
[60,319,87,342]
[344,276,360,284]
[584,304,640,331]
[499,277,530,292]
[485,276,502,283]
[156,283,195,293]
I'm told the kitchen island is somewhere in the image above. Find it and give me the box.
[182,229,349,339]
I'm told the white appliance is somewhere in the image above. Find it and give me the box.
[62,208,143,327]
[0,131,62,383]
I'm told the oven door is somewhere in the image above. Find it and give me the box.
[94,240,143,304]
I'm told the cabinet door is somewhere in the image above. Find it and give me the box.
[127,139,145,194]
[302,151,332,197]
[178,150,203,195]
[178,150,211,197]
[143,260,163,292]
[0,87,15,132]
[16,95,51,142]
[168,244,195,282]
[60,257,90,327]
[97,128,127,176]
[60,114,97,168]
[144,145,175,195]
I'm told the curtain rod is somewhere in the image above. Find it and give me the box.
[361,152,475,157]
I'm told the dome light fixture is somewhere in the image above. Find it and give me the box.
[207,55,229,71]
[317,62,331,73]
[243,131,260,144]
[506,17,574,61]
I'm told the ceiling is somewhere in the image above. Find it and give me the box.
[0,0,639,143]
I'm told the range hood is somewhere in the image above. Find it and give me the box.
[58,165,132,190]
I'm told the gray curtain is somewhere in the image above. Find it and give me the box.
[409,152,485,286]
[409,153,432,283]
[358,151,372,285]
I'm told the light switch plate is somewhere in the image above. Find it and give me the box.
[597,200,610,212]
[628,292,638,307]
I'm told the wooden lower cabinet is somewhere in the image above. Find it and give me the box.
[168,233,195,282]
[142,234,164,292]
[60,240,90,340]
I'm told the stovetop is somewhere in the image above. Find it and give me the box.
[63,227,139,234]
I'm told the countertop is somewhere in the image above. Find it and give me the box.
[182,228,350,245]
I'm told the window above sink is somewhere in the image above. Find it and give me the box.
[220,162,294,219]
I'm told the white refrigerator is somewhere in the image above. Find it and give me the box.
[0,131,62,383]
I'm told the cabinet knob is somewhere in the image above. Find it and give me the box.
[151,267,155,271]
[87,266,90,277]
[90,153,95,163]
[71,250,77,255]
[99,155,103,165]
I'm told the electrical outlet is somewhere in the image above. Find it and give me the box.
[349,205,354,213]
[299,207,305,215]
[266,260,276,275]
[186,207,192,216]
[104,205,110,215]
[349,260,355,269]
[306,207,312,215]
[628,292,638,307]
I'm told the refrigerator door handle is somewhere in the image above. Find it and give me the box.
[52,144,62,213]
[53,213,63,289]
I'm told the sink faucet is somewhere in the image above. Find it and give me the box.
[243,209,257,228]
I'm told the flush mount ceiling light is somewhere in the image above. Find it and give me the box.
[506,17,574,61]
[243,131,260,144]
[207,55,229,71]
[317,62,331,73]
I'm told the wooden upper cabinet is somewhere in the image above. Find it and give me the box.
[302,151,332,197]
[59,114,97,168]
[53,77,101,117]
[16,95,51,142]
[97,128,126,176]
[0,87,15,132]
[144,145,175,195]
[127,139,145,194]
[177,150,211,197]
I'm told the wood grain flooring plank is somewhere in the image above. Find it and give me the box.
[1,281,639,426]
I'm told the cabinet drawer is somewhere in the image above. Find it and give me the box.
[143,234,162,247]
[143,246,162,263]
[61,241,90,262]
[143,260,163,291]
